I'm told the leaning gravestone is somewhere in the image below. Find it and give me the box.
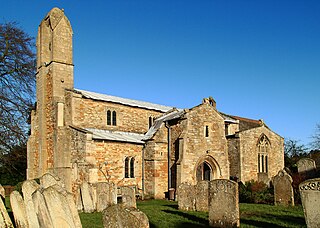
[22,180,40,228]
[195,181,209,212]
[10,191,29,228]
[299,178,320,228]
[80,181,95,213]
[273,169,294,206]
[297,158,316,179]
[121,186,136,208]
[96,182,117,212]
[177,182,195,211]
[102,204,149,228]
[0,193,14,227]
[0,184,5,200]
[209,179,239,227]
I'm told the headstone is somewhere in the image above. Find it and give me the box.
[297,158,316,178]
[10,191,29,228]
[273,169,294,206]
[75,187,83,211]
[177,182,195,211]
[80,181,95,213]
[195,181,209,212]
[32,189,54,227]
[102,204,149,228]
[120,186,136,208]
[0,194,14,228]
[299,178,320,228]
[209,179,239,227]
[42,185,82,228]
[96,182,117,212]
[22,180,40,228]
[40,172,63,189]
[0,184,5,200]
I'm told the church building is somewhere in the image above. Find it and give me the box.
[27,8,284,199]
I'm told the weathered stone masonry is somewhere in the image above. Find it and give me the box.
[27,8,284,199]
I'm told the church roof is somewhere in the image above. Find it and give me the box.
[143,109,185,140]
[86,128,145,144]
[75,89,173,112]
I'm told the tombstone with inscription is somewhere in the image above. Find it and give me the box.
[208,179,239,227]
[273,169,294,206]
[96,182,117,212]
[297,158,316,179]
[299,178,320,228]
[10,191,29,228]
[195,181,209,212]
[177,182,195,211]
[120,186,136,208]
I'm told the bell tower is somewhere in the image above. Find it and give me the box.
[28,7,74,187]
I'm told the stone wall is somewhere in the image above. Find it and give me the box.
[181,103,229,184]
[239,126,284,183]
[71,96,164,134]
[228,137,240,180]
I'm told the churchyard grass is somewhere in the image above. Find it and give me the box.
[80,199,306,227]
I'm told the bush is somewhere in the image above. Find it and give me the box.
[239,180,274,204]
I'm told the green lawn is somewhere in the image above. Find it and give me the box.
[80,200,306,228]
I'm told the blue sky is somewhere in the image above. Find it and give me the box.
[2,0,320,146]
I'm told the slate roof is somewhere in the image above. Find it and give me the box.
[143,109,185,140]
[85,128,145,144]
[75,89,173,112]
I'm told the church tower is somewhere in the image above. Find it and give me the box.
[27,8,74,189]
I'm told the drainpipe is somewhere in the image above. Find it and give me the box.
[165,121,171,194]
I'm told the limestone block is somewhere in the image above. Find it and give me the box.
[177,182,195,211]
[96,182,117,212]
[299,178,320,228]
[10,191,28,228]
[32,190,54,228]
[102,205,149,228]
[209,179,239,227]
[195,181,209,212]
[80,181,95,213]
[42,185,82,228]
[273,169,294,206]
[120,186,136,208]
[0,194,14,227]
[22,180,40,228]
[0,184,5,199]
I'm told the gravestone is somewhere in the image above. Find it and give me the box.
[195,181,209,212]
[10,191,29,228]
[40,172,63,189]
[102,205,149,228]
[22,180,40,228]
[209,179,239,227]
[32,189,54,227]
[273,169,294,206]
[0,193,14,227]
[120,186,136,208]
[297,158,316,179]
[96,182,117,212]
[177,182,195,211]
[42,185,82,228]
[0,184,5,200]
[299,178,320,228]
[80,181,95,213]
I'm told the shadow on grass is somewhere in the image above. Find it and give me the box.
[162,209,209,227]
[163,204,179,210]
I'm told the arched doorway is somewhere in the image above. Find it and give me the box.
[195,155,221,182]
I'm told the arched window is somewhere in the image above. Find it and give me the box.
[125,157,129,178]
[112,111,117,126]
[124,156,135,178]
[107,110,111,125]
[257,135,270,173]
[130,157,135,178]
[196,162,212,181]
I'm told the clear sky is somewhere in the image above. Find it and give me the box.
[1,0,320,146]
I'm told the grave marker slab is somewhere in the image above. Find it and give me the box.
[10,191,28,228]
[177,182,195,211]
[209,179,239,227]
[195,181,209,212]
[299,178,320,228]
[273,169,294,206]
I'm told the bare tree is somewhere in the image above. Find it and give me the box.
[0,22,35,154]
[310,123,320,150]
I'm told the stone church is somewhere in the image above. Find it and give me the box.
[27,8,284,199]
